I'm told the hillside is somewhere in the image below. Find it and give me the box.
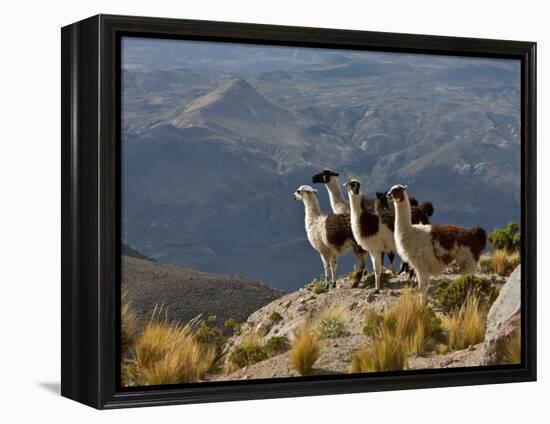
[122,255,283,327]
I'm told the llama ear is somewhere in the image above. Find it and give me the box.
[403,185,408,191]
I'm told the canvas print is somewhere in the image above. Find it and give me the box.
[120,37,522,387]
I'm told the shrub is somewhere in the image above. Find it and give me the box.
[228,343,267,369]
[491,250,521,276]
[349,328,408,373]
[312,282,328,294]
[121,290,139,357]
[443,294,488,350]
[319,318,349,339]
[196,319,225,354]
[434,275,496,312]
[363,271,392,288]
[479,258,493,274]
[488,222,520,253]
[134,320,215,385]
[223,318,242,336]
[289,324,321,376]
[264,336,291,355]
[268,311,283,324]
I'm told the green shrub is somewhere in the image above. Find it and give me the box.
[363,271,392,288]
[434,275,496,312]
[312,282,328,294]
[479,258,493,274]
[268,311,283,324]
[196,319,225,354]
[264,336,291,355]
[223,318,242,336]
[488,222,520,253]
[319,318,349,339]
[228,344,267,369]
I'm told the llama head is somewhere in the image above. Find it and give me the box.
[293,185,318,201]
[344,179,361,196]
[312,169,339,184]
[376,191,390,209]
[386,185,408,203]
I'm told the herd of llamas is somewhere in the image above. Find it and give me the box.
[294,169,487,294]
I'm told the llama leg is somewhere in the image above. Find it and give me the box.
[320,254,330,288]
[373,251,383,291]
[397,261,407,275]
[352,250,366,288]
[329,258,338,288]
[388,251,396,273]
[409,268,416,285]
[416,272,430,300]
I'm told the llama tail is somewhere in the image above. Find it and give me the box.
[470,227,487,261]
[419,202,434,217]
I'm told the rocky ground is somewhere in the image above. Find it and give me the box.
[210,263,516,382]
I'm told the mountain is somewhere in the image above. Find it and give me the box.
[121,52,521,291]
[122,255,283,326]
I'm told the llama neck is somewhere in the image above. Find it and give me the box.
[394,193,412,232]
[348,192,363,222]
[325,177,348,212]
[303,196,322,227]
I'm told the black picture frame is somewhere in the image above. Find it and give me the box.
[61,14,537,409]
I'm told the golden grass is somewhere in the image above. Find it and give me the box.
[134,317,215,385]
[443,294,488,350]
[352,291,437,373]
[385,290,439,355]
[121,289,139,357]
[289,323,321,376]
[491,249,521,276]
[319,304,348,321]
[503,329,521,364]
[349,328,408,373]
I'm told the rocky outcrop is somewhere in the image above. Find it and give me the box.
[481,266,521,365]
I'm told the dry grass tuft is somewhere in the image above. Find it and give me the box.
[319,304,348,321]
[443,294,488,350]
[349,328,408,373]
[352,291,437,373]
[502,329,521,364]
[133,313,215,385]
[289,323,321,376]
[385,290,440,355]
[121,289,139,357]
[491,250,521,276]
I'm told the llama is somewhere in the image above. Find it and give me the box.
[311,169,370,279]
[375,191,435,277]
[387,184,486,292]
[293,185,366,289]
[344,179,396,291]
